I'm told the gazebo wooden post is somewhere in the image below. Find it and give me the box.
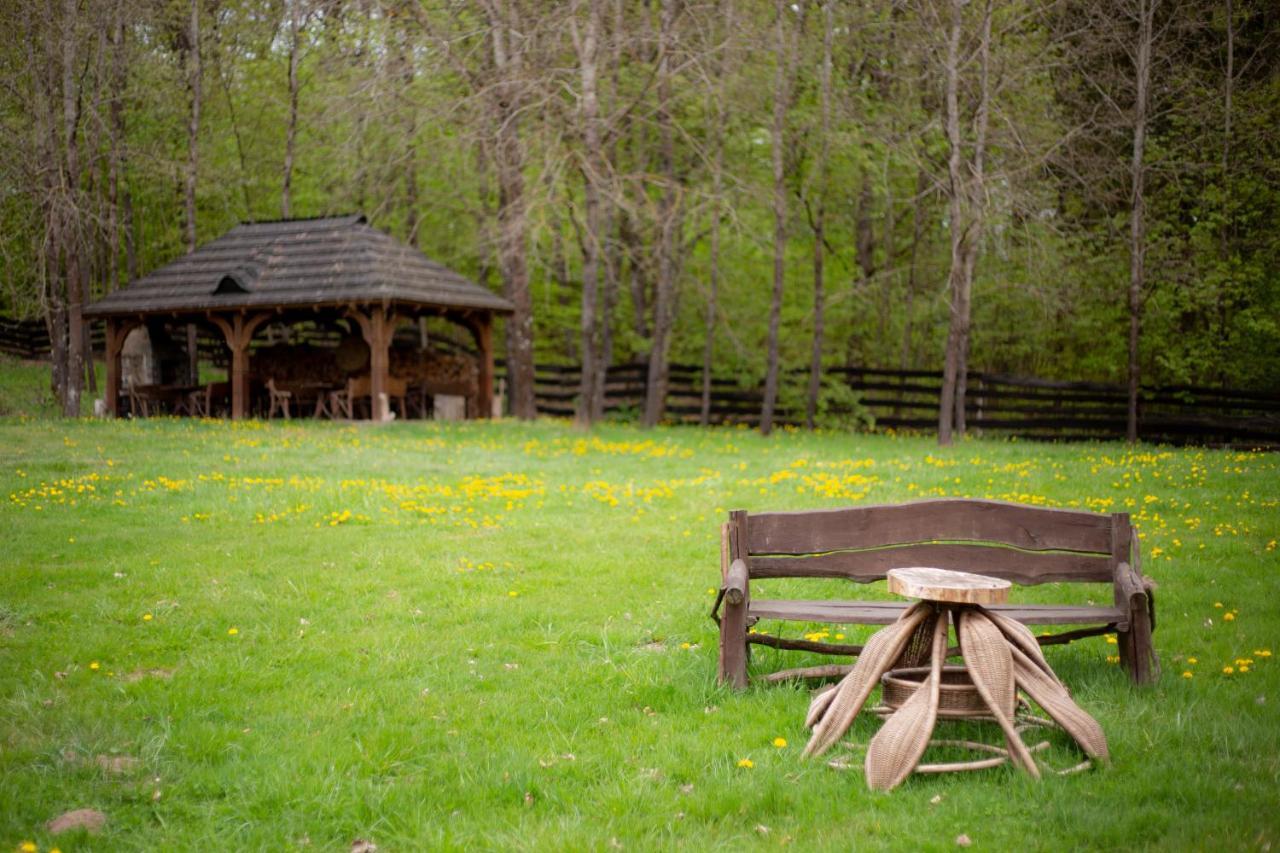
[352,305,394,421]
[467,314,495,419]
[212,312,269,419]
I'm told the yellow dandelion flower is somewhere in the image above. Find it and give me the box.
[227,627,239,636]
[1105,636,1118,645]
[1187,657,1197,664]
[737,758,754,768]
[1181,671,1193,679]
[679,642,692,650]
[1222,666,1234,675]
[20,841,37,853]
[508,591,519,598]
[773,737,787,748]
[143,613,153,622]
[1213,602,1223,608]
[89,661,100,671]
[1223,612,1235,622]
[1239,665,1250,673]
[1256,650,1271,657]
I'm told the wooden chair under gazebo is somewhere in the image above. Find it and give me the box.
[84,214,513,421]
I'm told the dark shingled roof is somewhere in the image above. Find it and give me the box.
[85,214,513,317]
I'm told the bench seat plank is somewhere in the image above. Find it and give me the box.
[748,598,1127,630]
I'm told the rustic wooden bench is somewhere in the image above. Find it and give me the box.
[712,499,1158,687]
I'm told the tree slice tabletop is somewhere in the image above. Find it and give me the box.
[887,567,1011,605]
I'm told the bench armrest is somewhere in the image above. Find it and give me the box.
[1114,560,1157,633]
[724,559,749,605]
[710,558,750,624]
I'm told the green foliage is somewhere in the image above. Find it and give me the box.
[1,0,1277,399]
[777,374,875,432]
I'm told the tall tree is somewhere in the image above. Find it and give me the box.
[936,0,992,446]
[183,0,201,251]
[571,0,609,427]
[482,0,537,419]
[59,0,88,416]
[760,0,797,436]
[281,0,302,218]
[700,0,734,426]
[642,0,682,428]
[1124,0,1156,442]
[804,0,834,430]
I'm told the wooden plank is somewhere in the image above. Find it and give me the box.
[746,500,1114,556]
[748,543,1113,585]
[747,599,1126,627]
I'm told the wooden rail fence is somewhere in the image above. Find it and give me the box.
[521,362,1279,447]
[3,317,1274,445]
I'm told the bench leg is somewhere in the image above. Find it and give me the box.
[1118,593,1157,685]
[718,599,749,690]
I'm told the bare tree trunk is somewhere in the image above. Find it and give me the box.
[282,0,300,219]
[107,5,128,292]
[1126,0,1155,444]
[937,0,966,446]
[700,0,733,427]
[953,0,991,437]
[61,0,85,417]
[643,0,681,428]
[761,0,794,436]
[595,0,626,415]
[805,0,833,431]
[483,2,536,419]
[1216,0,1233,384]
[398,20,419,247]
[573,0,606,427]
[184,0,200,250]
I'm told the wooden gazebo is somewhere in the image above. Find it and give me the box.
[84,214,513,420]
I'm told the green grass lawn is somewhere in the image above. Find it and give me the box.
[1,387,1278,848]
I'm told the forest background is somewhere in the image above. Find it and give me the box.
[1,0,1277,437]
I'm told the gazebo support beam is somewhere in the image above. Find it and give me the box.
[349,306,395,421]
[211,312,270,419]
[465,314,495,419]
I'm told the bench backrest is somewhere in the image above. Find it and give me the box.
[730,499,1131,586]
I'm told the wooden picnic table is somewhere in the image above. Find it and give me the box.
[128,383,199,417]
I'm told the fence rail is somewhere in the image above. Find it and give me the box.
[520,362,1279,447]
[3,316,1274,445]
[0,317,105,358]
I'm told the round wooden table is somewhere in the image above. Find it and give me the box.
[802,566,1110,790]
[887,566,1011,606]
